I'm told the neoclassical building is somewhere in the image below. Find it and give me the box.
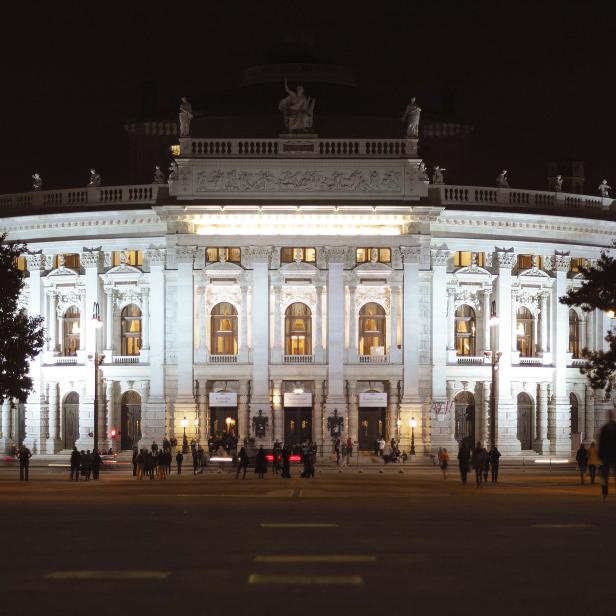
[1,127,615,458]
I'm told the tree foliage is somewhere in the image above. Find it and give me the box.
[0,234,45,405]
[560,249,616,393]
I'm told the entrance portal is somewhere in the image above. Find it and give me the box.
[284,407,311,447]
[454,392,475,449]
[121,391,142,450]
[62,392,80,449]
[210,407,238,440]
[517,392,533,450]
[358,407,385,451]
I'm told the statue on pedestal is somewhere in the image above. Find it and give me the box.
[152,165,166,184]
[278,79,315,133]
[554,174,563,192]
[402,97,421,138]
[496,169,509,188]
[417,162,429,181]
[168,161,178,183]
[32,173,43,191]
[179,97,193,137]
[252,409,269,438]
[432,165,446,185]
[87,168,102,187]
[599,179,611,197]
[327,409,344,438]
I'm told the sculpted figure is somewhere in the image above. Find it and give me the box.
[252,409,268,438]
[278,79,315,133]
[152,165,166,184]
[402,97,421,138]
[178,97,193,137]
[496,169,509,188]
[87,168,102,187]
[554,174,563,192]
[417,162,429,181]
[32,173,43,191]
[599,179,611,197]
[168,161,178,182]
[327,409,344,437]
[432,165,446,185]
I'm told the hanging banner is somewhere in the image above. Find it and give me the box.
[209,391,238,407]
[283,392,313,407]
[432,400,455,422]
[359,392,388,407]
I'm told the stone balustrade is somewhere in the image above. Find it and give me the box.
[456,356,487,365]
[283,354,314,364]
[209,354,239,364]
[112,355,141,364]
[358,354,390,364]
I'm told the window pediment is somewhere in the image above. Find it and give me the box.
[205,260,244,274]
[354,261,392,275]
[106,264,142,275]
[454,265,491,277]
[48,267,79,278]
[279,261,318,276]
[518,268,550,279]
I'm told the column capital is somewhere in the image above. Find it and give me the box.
[244,245,273,267]
[553,251,571,272]
[26,252,46,271]
[400,245,421,264]
[81,249,104,270]
[495,248,516,269]
[323,246,347,265]
[175,245,196,264]
[431,249,450,268]
[146,248,166,267]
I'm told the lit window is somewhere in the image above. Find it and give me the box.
[356,248,391,264]
[206,248,241,263]
[455,305,476,356]
[517,255,541,270]
[170,144,181,156]
[285,303,312,355]
[516,307,535,357]
[56,254,80,269]
[62,306,80,357]
[121,304,142,356]
[569,309,580,358]
[359,303,386,356]
[281,248,317,263]
[211,302,238,355]
[15,256,27,271]
[453,252,484,267]
[112,251,142,267]
[570,258,589,274]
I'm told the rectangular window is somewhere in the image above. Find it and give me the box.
[517,255,541,270]
[15,256,27,271]
[207,248,241,263]
[570,258,589,273]
[453,252,484,267]
[355,248,391,264]
[112,251,142,266]
[281,248,316,263]
[56,254,81,269]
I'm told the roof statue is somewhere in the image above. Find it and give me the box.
[417,162,429,181]
[168,161,178,183]
[32,173,43,191]
[432,165,445,185]
[179,97,193,138]
[402,97,421,138]
[599,179,611,197]
[496,169,509,188]
[87,168,102,187]
[152,165,166,184]
[554,174,563,192]
[278,79,315,133]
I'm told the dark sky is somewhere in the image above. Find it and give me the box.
[2,0,615,194]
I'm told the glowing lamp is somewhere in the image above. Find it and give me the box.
[409,417,417,429]
[181,417,188,429]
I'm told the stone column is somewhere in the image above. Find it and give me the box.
[510,291,518,354]
[535,382,549,453]
[272,283,282,362]
[197,379,207,444]
[446,286,456,351]
[549,253,572,455]
[104,287,114,354]
[197,287,206,362]
[48,291,57,352]
[238,380,250,444]
[348,284,357,361]
[272,379,284,444]
[388,380,400,444]
[482,288,491,353]
[79,293,87,353]
[314,284,324,362]
[0,399,12,453]
[446,380,457,440]
[539,291,549,353]
[389,284,401,362]
[584,387,595,444]
[46,382,61,454]
[239,285,249,361]
[495,249,519,454]
[347,380,358,446]
[141,287,150,352]
[102,380,114,452]
[313,379,324,453]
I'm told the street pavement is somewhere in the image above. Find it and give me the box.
[3,466,616,616]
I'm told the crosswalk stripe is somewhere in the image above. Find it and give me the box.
[248,574,363,585]
[254,555,375,563]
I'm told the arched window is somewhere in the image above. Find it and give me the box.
[359,303,386,356]
[516,307,535,357]
[285,303,312,355]
[569,309,581,358]
[455,305,476,356]
[62,306,80,356]
[211,302,238,355]
[121,304,142,356]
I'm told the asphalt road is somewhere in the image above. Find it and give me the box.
[3,467,615,616]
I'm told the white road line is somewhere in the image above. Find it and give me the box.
[45,570,170,580]
[248,574,363,585]
[254,555,376,563]
[531,524,595,528]
[260,523,339,528]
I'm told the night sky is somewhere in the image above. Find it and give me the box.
[2,0,615,194]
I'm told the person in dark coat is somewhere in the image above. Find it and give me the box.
[471,442,487,487]
[488,445,501,483]
[272,441,281,475]
[81,450,92,480]
[575,443,589,484]
[281,445,291,478]
[457,442,470,485]
[482,446,490,483]
[255,446,267,479]
[18,445,32,481]
[70,447,81,481]
[176,450,183,474]
[131,446,138,476]
[91,450,103,480]
[236,446,249,479]
[599,412,616,499]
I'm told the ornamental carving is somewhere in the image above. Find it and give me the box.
[56,288,84,317]
[554,252,571,272]
[175,245,196,264]
[514,291,540,313]
[431,249,449,267]
[113,287,143,313]
[323,246,348,264]
[80,251,103,269]
[495,249,516,269]
[281,287,316,312]
[243,245,273,267]
[194,168,401,194]
[25,254,45,270]
[205,287,241,313]
[355,286,390,314]
[452,287,480,309]
[146,249,166,267]
[400,246,421,264]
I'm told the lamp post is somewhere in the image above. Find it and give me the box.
[409,417,417,455]
[181,417,189,453]
[194,416,200,443]
[88,302,104,452]
[396,418,401,444]
[487,315,502,447]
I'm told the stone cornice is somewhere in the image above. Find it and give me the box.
[323,246,348,264]
[400,245,421,264]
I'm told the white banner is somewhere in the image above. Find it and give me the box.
[432,400,455,422]
[209,392,238,407]
[359,392,388,407]
[283,392,313,408]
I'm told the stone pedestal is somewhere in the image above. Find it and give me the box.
[249,403,273,449]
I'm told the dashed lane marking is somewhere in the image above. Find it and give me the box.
[531,524,595,528]
[254,555,376,563]
[45,570,170,580]
[291,487,302,498]
[248,574,363,585]
[260,523,339,528]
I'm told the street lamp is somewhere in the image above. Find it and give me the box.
[409,417,417,455]
[88,301,104,453]
[181,417,189,453]
[396,418,401,443]
[194,416,200,443]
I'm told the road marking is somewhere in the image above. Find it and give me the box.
[254,555,376,563]
[291,488,302,498]
[248,574,363,585]
[260,523,339,528]
[531,524,595,528]
[45,570,170,580]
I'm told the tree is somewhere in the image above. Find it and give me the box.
[560,249,616,393]
[0,234,45,405]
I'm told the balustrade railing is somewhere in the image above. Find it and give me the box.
[283,354,314,364]
[358,354,390,364]
[209,354,239,364]
[112,355,140,364]
[53,356,78,365]
[518,357,543,366]
[456,356,487,365]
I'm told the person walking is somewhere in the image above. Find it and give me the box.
[482,445,490,483]
[346,437,353,466]
[192,449,200,476]
[440,448,449,479]
[272,441,281,475]
[378,437,386,458]
[255,446,267,479]
[471,442,487,487]
[599,412,616,500]
[588,441,599,484]
[281,445,291,478]
[488,445,501,483]
[131,446,138,477]
[91,450,103,480]
[18,445,32,481]
[175,450,183,475]
[82,450,92,480]
[334,438,341,465]
[70,447,81,481]
[236,446,249,479]
[458,442,470,485]
[575,443,589,485]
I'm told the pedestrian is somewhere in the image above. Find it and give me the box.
[131,446,138,476]
[281,445,291,478]
[145,451,154,480]
[236,446,249,479]
[192,449,199,475]
[82,450,92,480]
[70,447,81,481]
[373,439,379,456]
[176,450,183,475]
[458,442,470,485]
[378,437,386,457]
[346,436,353,466]
[91,450,102,480]
[334,438,341,465]
[341,441,347,466]
[588,441,599,484]
[151,441,159,453]
[575,443,589,484]
[599,412,616,500]
[162,437,171,452]
[18,445,32,481]
[440,448,449,479]
[255,446,267,479]
[197,445,205,470]
[488,445,501,483]
[471,442,487,487]
[482,445,490,483]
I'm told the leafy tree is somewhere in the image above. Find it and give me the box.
[560,250,616,393]
[0,233,45,405]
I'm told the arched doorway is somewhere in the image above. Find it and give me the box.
[121,391,142,450]
[454,392,475,449]
[517,392,533,450]
[62,392,80,449]
[570,392,581,452]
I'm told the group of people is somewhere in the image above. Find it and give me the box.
[69,448,104,480]
[454,442,502,486]
[334,437,355,466]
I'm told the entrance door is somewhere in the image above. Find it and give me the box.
[454,392,475,449]
[121,391,142,450]
[358,407,385,451]
[210,408,238,439]
[284,407,311,447]
[517,392,533,450]
[63,392,80,449]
